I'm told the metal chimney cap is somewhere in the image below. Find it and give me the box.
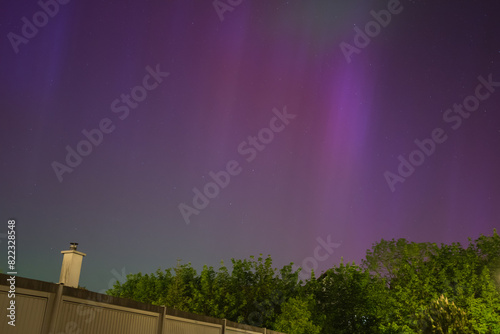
[70,242,78,250]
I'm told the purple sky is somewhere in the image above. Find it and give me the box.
[1,0,499,292]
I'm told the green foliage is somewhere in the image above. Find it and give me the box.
[106,254,301,330]
[465,267,500,334]
[162,262,197,311]
[309,260,389,334]
[474,229,500,290]
[468,297,500,334]
[105,229,500,334]
[363,238,437,282]
[415,294,472,334]
[225,254,300,328]
[273,295,321,334]
[362,238,439,331]
[360,231,500,332]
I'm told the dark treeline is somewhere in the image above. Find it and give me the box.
[107,230,500,334]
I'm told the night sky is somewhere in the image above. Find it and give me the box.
[1,0,499,292]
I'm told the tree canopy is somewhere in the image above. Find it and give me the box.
[107,229,500,334]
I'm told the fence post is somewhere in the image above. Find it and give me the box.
[222,318,226,334]
[44,283,64,334]
[157,305,166,334]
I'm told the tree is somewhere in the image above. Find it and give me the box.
[363,238,437,285]
[162,262,197,311]
[466,267,500,334]
[362,230,500,333]
[105,254,302,330]
[473,229,500,289]
[273,295,321,334]
[191,261,234,318]
[362,239,438,332]
[227,254,300,328]
[311,260,388,334]
[104,230,499,333]
[106,271,167,303]
[415,294,472,334]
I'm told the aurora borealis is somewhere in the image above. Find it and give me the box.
[1,0,499,292]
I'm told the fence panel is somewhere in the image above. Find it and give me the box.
[163,315,222,334]
[225,326,263,334]
[0,290,47,334]
[55,299,158,334]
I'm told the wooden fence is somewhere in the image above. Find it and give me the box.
[0,273,285,334]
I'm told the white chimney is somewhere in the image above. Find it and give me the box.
[59,242,86,288]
